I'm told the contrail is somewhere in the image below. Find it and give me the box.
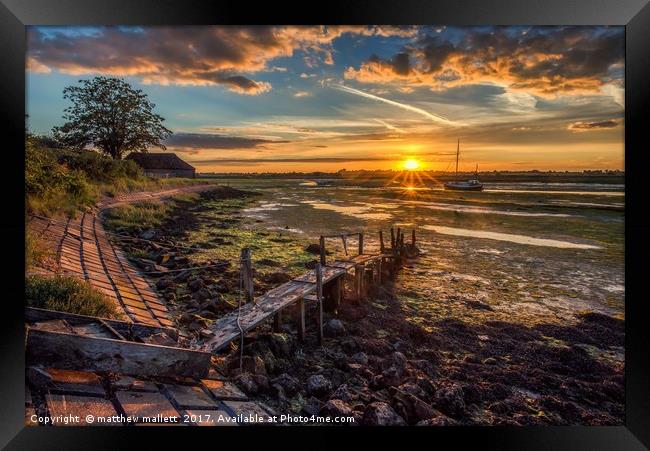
[335,84,460,127]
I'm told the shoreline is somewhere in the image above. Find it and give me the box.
[103,186,624,426]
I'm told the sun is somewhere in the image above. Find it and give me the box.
[402,159,421,171]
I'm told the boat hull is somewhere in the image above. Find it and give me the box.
[443,182,484,191]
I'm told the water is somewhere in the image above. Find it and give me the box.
[211,178,625,323]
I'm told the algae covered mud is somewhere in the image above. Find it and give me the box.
[110,177,624,425]
[221,177,624,322]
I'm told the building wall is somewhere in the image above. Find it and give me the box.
[144,169,195,178]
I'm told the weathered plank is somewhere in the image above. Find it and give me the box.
[26,327,210,379]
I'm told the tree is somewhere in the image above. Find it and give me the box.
[53,77,172,159]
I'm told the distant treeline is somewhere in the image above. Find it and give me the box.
[198,170,624,184]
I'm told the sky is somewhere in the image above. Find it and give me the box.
[26,25,625,173]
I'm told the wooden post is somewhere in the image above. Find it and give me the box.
[297,299,305,342]
[316,263,324,345]
[379,230,385,254]
[377,258,383,284]
[319,235,326,266]
[390,228,396,249]
[358,233,364,255]
[240,248,254,304]
[400,232,405,265]
[354,263,365,302]
[411,229,416,247]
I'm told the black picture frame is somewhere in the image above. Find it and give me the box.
[2,0,648,449]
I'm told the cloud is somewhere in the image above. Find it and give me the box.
[568,119,620,131]
[165,132,288,149]
[27,25,417,94]
[334,84,460,126]
[345,27,624,97]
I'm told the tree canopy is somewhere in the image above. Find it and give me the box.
[53,77,172,159]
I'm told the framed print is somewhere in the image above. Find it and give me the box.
[1,0,649,449]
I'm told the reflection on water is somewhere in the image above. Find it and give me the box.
[301,200,393,221]
[421,225,601,249]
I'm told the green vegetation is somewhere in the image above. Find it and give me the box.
[25,228,52,270]
[104,201,174,231]
[25,137,205,217]
[26,274,124,319]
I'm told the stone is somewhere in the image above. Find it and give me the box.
[164,384,217,408]
[265,271,292,284]
[271,373,300,397]
[267,333,294,358]
[324,319,346,337]
[199,329,215,339]
[306,374,332,398]
[140,229,156,240]
[301,396,322,416]
[241,355,267,375]
[188,279,204,292]
[434,385,466,417]
[194,288,212,301]
[320,399,354,418]
[331,383,356,402]
[350,352,369,365]
[46,394,120,426]
[362,402,406,426]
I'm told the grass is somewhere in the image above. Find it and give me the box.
[25,274,124,319]
[103,201,173,231]
[25,227,53,270]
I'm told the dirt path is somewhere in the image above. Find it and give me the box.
[28,184,219,327]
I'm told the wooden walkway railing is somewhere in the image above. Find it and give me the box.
[200,227,417,353]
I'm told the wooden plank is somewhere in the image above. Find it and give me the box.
[26,327,210,379]
[316,263,323,346]
[297,298,305,342]
[25,307,178,341]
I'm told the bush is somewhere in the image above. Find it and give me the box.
[25,274,124,319]
[57,150,142,182]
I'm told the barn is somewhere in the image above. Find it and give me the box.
[126,153,196,178]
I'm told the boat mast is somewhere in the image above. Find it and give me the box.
[455,138,460,179]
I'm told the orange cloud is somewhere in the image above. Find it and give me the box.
[27,26,417,94]
[345,27,623,97]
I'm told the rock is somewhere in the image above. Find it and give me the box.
[188,279,204,292]
[434,385,466,417]
[235,373,259,395]
[341,337,360,353]
[362,402,406,426]
[152,264,169,274]
[140,229,156,240]
[416,415,458,426]
[324,319,346,337]
[242,356,267,376]
[331,383,355,402]
[306,374,332,398]
[155,277,175,290]
[271,373,300,397]
[194,288,212,301]
[267,333,294,358]
[188,321,204,332]
[173,270,191,283]
[156,253,173,265]
[388,352,407,371]
[305,243,322,255]
[265,271,292,284]
[320,399,353,418]
[301,397,322,416]
[179,313,194,324]
[350,352,369,365]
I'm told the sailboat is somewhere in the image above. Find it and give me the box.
[443,139,484,191]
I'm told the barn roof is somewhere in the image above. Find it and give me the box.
[126,153,195,171]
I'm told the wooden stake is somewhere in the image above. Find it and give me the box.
[390,227,395,249]
[319,235,326,266]
[316,263,323,345]
[333,277,342,312]
[411,229,416,247]
[379,230,385,253]
[358,233,364,255]
[297,299,305,342]
[240,248,254,304]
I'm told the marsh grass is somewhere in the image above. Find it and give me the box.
[25,274,124,319]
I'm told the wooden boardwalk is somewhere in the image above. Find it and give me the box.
[200,253,393,353]
[28,184,219,328]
